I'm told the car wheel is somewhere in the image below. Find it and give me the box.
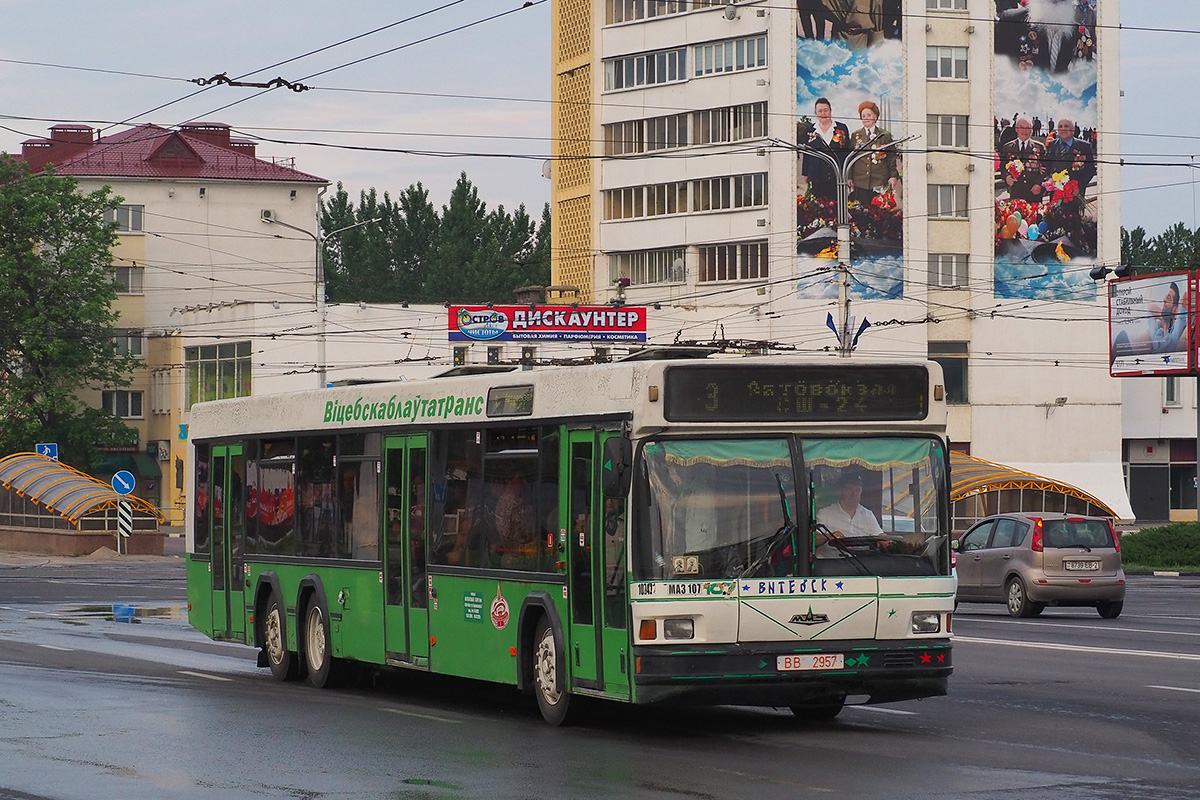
[1006,577,1035,618]
[532,616,570,726]
[1097,601,1123,619]
[262,591,300,681]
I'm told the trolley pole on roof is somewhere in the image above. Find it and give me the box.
[773,134,916,357]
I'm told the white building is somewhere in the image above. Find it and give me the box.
[549,0,1132,518]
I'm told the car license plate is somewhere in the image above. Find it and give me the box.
[1064,560,1100,571]
[777,654,844,671]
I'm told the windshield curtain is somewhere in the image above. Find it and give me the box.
[633,435,950,581]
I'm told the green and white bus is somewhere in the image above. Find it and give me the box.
[186,351,955,724]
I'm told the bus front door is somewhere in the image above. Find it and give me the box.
[565,430,631,698]
[210,444,246,641]
[383,436,430,666]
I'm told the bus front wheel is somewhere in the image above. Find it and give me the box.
[790,696,846,722]
[263,592,299,681]
[532,617,570,726]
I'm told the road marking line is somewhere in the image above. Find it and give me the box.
[38,644,73,651]
[179,670,233,682]
[847,706,916,716]
[381,707,463,724]
[955,636,1200,662]
[1148,684,1200,694]
[961,618,1200,638]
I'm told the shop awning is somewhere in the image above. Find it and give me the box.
[0,452,165,523]
[950,453,1126,520]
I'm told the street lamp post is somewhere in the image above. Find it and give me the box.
[776,133,916,356]
[263,214,380,388]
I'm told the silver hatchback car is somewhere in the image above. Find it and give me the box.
[953,514,1126,618]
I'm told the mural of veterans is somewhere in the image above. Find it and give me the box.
[796,0,901,48]
[847,101,900,206]
[798,97,851,200]
[997,117,1047,202]
[996,0,1097,74]
[1043,117,1097,197]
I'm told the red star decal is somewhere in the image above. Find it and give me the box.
[937,653,946,663]
[920,652,932,664]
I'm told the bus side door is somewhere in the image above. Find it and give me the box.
[210,444,246,641]
[383,435,430,666]
[565,429,631,698]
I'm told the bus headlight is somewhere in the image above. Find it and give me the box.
[662,618,695,640]
[910,612,941,634]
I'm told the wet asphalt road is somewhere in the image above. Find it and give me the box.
[0,551,1197,800]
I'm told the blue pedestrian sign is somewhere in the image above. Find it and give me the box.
[111,470,136,495]
[36,443,58,461]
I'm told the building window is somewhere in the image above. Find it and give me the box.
[695,101,768,145]
[928,184,969,218]
[927,115,969,149]
[114,265,144,294]
[604,47,687,91]
[609,247,686,286]
[926,0,966,9]
[606,0,715,25]
[114,329,144,359]
[929,254,968,288]
[103,390,144,419]
[603,182,688,220]
[646,113,690,151]
[185,341,252,409]
[694,35,767,77]
[103,205,144,233]
[926,46,968,80]
[929,342,968,404]
[698,240,769,282]
[693,173,767,212]
[1165,376,1181,407]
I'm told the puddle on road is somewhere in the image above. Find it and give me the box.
[51,604,185,623]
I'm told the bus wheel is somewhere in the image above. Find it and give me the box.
[304,599,343,688]
[532,616,570,726]
[263,592,299,681]
[790,697,845,722]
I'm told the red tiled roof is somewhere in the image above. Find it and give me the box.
[23,123,326,184]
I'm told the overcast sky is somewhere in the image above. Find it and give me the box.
[0,0,1196,236]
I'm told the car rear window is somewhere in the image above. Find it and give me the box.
[1042,519,1113,549]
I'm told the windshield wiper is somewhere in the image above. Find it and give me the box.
[739,472,797,578]
[813,522,873,576]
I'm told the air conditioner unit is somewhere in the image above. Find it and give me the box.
[261,209,276,221]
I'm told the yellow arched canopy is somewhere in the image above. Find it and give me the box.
[0,452,165,523]
[950,452,1118,518]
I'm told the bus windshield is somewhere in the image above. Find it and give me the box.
[635,436,949,580]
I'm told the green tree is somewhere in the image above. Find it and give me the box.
[0,158,138,470]
[427,172,491,303]
[1120,226,1154,269]
[1149,222,1200,271]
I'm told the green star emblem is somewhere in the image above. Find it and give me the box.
[855,654,870,667]
[888,608,897,618]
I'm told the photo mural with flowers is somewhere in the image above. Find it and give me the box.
[994,0,1099,300]
[795,1,904,301]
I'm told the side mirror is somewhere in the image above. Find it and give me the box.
[950,538,961,551]
[601,437,633,499]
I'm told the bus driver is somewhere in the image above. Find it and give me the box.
[815,470,885,556]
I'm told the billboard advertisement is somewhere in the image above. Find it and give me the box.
[1109,273,1190,376]
[994,0,1099,300]
[795,2,904,301]
[448,306,648,343]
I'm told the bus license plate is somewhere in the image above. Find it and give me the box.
[1064,560,1100,571]
[777,654,844,672]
